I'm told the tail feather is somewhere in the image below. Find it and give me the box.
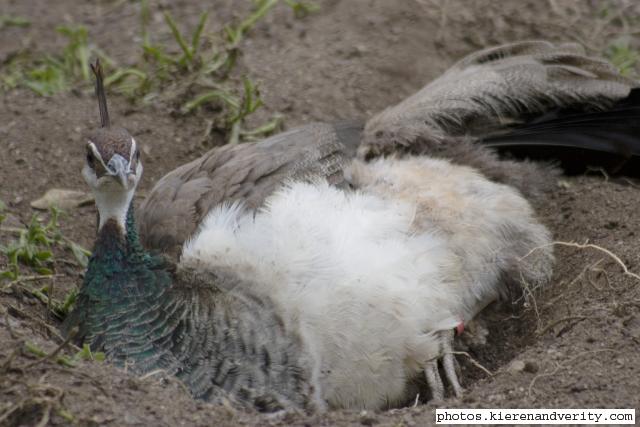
[482,88,640,174]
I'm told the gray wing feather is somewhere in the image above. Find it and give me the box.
[360,41,636,158]
[138,122,363,257]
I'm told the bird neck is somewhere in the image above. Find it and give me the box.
[85,218,130,288]
[91,204,149,266]
[63,202,171,343]
[123,204,150,262]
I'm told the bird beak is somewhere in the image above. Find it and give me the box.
[106,154,132,188]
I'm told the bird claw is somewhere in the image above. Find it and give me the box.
[424,329,463,401]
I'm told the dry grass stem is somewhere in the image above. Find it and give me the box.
[451,351,493,377]
[520,241,640,282]
[139,369,168,380]
[537,315,589,336]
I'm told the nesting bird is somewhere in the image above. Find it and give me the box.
[64,41,640,412]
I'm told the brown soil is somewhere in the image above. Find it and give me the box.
[1,1,639,426]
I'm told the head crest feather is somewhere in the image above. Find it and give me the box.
[90,59,110,128]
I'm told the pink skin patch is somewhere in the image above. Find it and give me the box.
[455,320,465,336]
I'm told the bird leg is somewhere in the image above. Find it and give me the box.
[424,329,463,401]
[424,360,445,401]
[440,330,463,397]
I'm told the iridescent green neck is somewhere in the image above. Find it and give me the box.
[124,204,152,263]
[63,202,170,341]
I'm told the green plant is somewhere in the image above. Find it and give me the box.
[0,210,61,280]
[41,285,79,319]
[0,15,30,29]
[23,341,105,368]
[605,37,639,78]
[24,341,75,367]
[224,0,279,71]
[74,343,106,362]
[22,59,69,96]
[163,11,209,71]
[0,206,89,318]
[2,1,293,143]
[56,25,92,81]
[283,0,319,18]
[3,24,105,96]
[0,208,90,279]
[228,77,283,144]
[108,0,284,143]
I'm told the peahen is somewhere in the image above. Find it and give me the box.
[64,53,556,411]
[64,40,640,410]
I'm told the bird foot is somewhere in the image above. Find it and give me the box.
[424,329,463,401]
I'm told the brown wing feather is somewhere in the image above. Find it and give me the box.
[137,122,363,258]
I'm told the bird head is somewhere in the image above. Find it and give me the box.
[84,59,142,232]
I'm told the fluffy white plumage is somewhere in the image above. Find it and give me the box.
[349,156,554,320]
[182,155,553,409]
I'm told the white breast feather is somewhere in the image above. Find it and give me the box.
[348,157,553,319]
[182,180,460,409]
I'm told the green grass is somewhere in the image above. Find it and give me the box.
[0,207,89,281]
[605,37,639,78]
[283,0,320,18]
[113,0,285,143]
[2,24,104,96]
[0,1,309,144]
[0,15,30,29]
[0,202,89,319]
[24,341,105,368]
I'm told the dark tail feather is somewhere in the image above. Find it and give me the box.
[482,88,640,175]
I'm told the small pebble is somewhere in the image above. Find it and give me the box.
[507,360,525,373]
[359,410,377,426]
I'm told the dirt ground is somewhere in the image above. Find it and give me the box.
[1,0,639,425]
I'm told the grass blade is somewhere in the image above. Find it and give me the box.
[163,12,192,65]
[181,89,239,114]
[239,0,278,36]
[191,12,209,58]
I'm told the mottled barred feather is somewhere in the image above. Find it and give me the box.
[64,208,316,412]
